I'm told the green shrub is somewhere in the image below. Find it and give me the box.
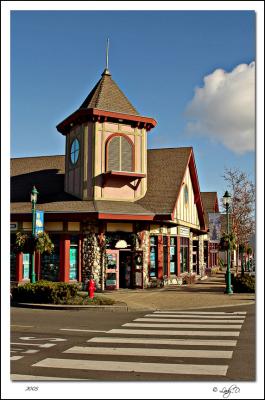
[11,280,79,304]
[231,274,255,293]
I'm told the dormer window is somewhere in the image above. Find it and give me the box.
[106,135,133,172]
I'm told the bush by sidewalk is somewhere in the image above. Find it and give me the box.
[231,274,255,293]
[11,280,115,305]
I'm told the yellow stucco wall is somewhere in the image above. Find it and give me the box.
[68,222,80,231]
[45,222,63,231]
[106,222,133,232]
[22,222,32,231]
[94,121,147,202]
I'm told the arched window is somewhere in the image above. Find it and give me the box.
[106,135,133,172]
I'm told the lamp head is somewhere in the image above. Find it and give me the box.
[30,186,39,203]
[222,190,231,207]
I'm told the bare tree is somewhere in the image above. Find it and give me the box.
[221,168,255,270]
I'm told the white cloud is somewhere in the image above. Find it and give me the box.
[185,62,255,154]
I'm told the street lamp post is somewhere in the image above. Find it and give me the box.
[223,190,233,294]
[30,186,38,283]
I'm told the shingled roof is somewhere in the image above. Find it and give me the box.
[10,148,204,228]
[79,69,139,116]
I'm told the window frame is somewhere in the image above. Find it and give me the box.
[105,133,134,173]
[70,138,80,165]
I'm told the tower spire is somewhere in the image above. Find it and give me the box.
[102,38,111,76]
[106,38,109,70]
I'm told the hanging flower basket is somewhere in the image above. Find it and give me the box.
[13,231,54,254]
[219,232,237,251]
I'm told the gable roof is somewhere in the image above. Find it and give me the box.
[80,69,139,116]
[137,148,191,215]
[201,192,219,228]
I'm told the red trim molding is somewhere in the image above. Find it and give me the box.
[98,213,154,221]
[59,235,70,282]
[16,253,23,282]
[57,108,157,135]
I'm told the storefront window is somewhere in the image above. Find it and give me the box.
[163,236,168,275]
[170,237,177,274]
[150,236,158,277]
[180,237,189,273]
[41,236,60,281]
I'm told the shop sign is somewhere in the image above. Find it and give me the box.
[178,226,190,237]
[10,222,18,231]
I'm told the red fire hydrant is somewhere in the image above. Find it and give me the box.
[88,277,96,299]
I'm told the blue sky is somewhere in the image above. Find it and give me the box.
[10,10,256,203]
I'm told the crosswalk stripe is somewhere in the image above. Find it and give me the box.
[87,337,238,346]
[11,356,24,361]
[134,318,245,323]
[32,358,228,376]
[108,329,240,336]
[60,329,107,333]
[123,323,242,329]
[11,374,88,381]
[145,314,245,319]
[11,342,55,348]
[154,311,246,315]
[23,349,39,354]
[64,346,233,359]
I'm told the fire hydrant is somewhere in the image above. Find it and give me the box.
[88,277,96,299]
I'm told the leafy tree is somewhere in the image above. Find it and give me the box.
[222,168,255,270]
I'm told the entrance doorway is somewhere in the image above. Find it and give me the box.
[119,250,132,288]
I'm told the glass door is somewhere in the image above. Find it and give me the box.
[106,250,119,289]
[69,246,78,280]
[23,253,30,280]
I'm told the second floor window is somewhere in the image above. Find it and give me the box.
[106,135,133,172]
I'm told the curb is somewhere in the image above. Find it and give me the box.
[11,302,128,312]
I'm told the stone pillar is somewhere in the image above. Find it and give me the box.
[82,221,101,290]
[199,235,205,276]
[136,230,150,288]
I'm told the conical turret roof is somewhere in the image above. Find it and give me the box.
[79,69,139,116]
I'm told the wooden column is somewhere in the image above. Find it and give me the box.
[35,252,41,281]
[16,253,23,282]
[167,236,170,277]
[176,237,181,277]
[59,235,70,282]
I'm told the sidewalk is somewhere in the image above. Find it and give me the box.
[99,272,255,311]
[12,272,255,312]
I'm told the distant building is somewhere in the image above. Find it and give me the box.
[200,192,220,268]
[11,66,210,289]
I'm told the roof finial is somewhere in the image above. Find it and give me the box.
[102,38,111,76]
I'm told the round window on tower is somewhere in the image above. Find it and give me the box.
[70,138,80,165]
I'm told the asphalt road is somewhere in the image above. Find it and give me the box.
[10,304,255,382]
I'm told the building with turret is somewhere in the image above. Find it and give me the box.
[11,65,209,289]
